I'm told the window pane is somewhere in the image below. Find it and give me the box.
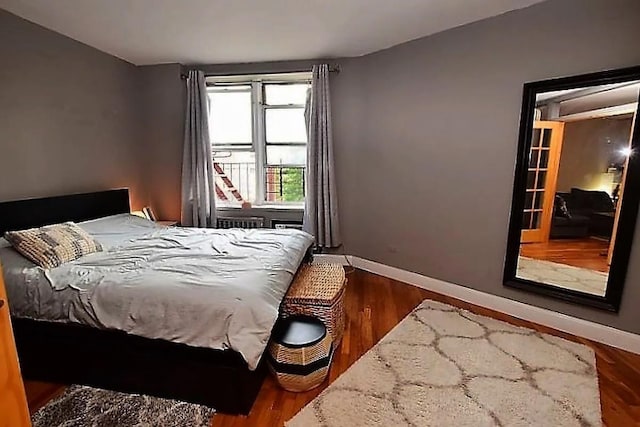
[526,171,536,189]
[528,149,539,169]
[266,145,306,166]
[522,211,532,230]
[536,171,547,190]
[541,129,552,147]
[265,108,307,143]
[533,191,544,209]
[208,88,252,144]
[539,149,549,169]
[266,167,305,203]
[531,129,541,148]
[265,83,309,105]
[213,151,256,205]
[524,191,534,209]
[532,211,542,229]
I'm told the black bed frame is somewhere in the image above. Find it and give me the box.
[0,189,267,414]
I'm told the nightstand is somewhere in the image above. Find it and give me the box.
[157,220,178,227]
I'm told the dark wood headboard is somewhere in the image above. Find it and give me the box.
[0,189,130,234]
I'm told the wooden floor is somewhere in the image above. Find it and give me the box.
[25,269,640,426]
[520,238,610,272]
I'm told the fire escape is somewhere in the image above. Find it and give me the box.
[213,162,244,203]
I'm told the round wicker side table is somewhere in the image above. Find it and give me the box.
[267,315,333,392]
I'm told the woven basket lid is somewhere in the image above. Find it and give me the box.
[286,264,345,303]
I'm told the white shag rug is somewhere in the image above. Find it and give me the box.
[517,256,608,296]
[287,299,601,427]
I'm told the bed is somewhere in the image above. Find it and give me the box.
[0,189,314,414]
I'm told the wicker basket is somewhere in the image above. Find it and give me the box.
[269,363,332,393]
[282,263,347,346]
[267,316,333,392]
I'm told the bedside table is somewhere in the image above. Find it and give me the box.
[157,220,178,227]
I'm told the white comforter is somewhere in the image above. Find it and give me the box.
[1,214,314,370]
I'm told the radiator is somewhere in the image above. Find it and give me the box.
[216,216,265,229]
[273,222,303,230]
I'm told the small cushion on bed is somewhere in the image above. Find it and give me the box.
[4,222,103,269]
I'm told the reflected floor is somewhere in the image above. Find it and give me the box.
[517,256,607,296]
[519,238,609,272]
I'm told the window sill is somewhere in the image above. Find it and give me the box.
[216,205,304,212]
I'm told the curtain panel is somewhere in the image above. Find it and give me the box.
[304,64,341,248]
[181,70,216,228]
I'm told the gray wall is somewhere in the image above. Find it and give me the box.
[138,64,185,220]
[336,0,640,333]
[0,10,146,208]
[557,117,633,193]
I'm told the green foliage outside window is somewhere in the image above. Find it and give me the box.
[281,168,305,202]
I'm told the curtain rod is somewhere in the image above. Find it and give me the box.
[180,64,340,80]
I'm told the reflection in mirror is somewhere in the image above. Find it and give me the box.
[517,81,639,296]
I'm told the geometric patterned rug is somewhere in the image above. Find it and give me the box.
[31,385,215,427]
[287,299,601,426]
[517,256,608,297]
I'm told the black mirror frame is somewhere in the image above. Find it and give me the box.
[504,65,640,312]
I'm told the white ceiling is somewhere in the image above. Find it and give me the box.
[0,0,546,65]
[537,82,640,118]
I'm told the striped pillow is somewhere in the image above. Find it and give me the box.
[4,222,103,269]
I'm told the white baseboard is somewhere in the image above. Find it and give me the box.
[350,256,640,355]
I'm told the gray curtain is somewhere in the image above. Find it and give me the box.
[181,70,216,228]
[304,64,341,248]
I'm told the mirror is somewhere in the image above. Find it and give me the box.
[504,66,640,311]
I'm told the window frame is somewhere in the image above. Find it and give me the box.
[207,83,254,151]
[207,73,311,208]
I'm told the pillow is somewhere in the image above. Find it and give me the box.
[554,194,572,219]
[4,222,103,269]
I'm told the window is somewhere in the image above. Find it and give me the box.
[208,73,310,207]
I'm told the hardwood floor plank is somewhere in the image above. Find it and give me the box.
[24,269,640,427]
[23,381,65,414]
[520,238,610,272]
